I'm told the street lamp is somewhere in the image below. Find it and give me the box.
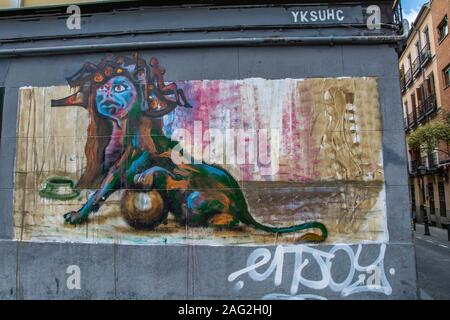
[418,165,431,236]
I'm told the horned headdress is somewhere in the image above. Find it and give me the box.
[51,53,186,189]
[51,53,180,117]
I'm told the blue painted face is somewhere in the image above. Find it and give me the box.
[95,76,137,125]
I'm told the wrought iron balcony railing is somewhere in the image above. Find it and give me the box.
[428,153,438,169]
[407,112,417,129]
[409,156,438,175]
[412,95,438,127]
[410,159,419,174]
[420,44,432,67]
[401,48,432,90]
[400,76,406,93]
[423,94,437,115]
[405,68,413,87]
[412,56,421,76]
[417,102,425,122]
[421,156,429,169]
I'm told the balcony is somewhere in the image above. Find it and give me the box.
[412,94,438,127]
[417,102,425,122]
[405,68,413,87]
[410,158,429,173]
[420,44,432,67]
[428,153,438,169]
[412,56,422,76]
[423,94,437,116]
[409,155,438,175]
[409,159,419,174]
[439,158,450,166]
[400,77,406,93]
[421,156,429,169]
[407,112,417,129]
[401,47,433,89]
[409,152,447,177]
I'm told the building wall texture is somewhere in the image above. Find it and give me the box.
[0,1,418,300]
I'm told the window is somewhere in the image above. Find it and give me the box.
[426,72,436,96]
[410,184,416,213]
[422,27,430,47]
[444,64,450,88]
[400,64,405,86]
[415,41,420,57]
[417,86,424,107]
[432,149,439,167]
[411,93,417,116]
[438,16,448,42]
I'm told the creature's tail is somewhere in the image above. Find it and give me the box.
[242,215,328,242]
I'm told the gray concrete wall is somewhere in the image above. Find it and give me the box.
[0,2,417,300]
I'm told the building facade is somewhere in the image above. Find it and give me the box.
[431,0,450,112]
[401,0,450,229]
[0,0,418,299]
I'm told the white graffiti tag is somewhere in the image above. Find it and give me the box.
[228,244,394,299]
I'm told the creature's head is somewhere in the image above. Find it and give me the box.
[51,53,179,120]
[49,53,188,189]
[95,75,138,127]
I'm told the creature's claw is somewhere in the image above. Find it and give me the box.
[64,211,88,225]
[133,173,147,185]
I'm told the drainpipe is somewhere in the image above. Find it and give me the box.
[0,20,409,58]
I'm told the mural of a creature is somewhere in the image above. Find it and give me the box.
[50,53,329,242]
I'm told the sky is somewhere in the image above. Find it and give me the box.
[402,0,429,24]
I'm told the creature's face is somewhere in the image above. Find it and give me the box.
[95,76,137,125]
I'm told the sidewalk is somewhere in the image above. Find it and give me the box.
[414,223,450,244]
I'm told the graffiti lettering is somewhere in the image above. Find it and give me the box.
[228,244,393,299]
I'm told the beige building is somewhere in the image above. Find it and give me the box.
[431,0,450,111]
[400,1,450,228]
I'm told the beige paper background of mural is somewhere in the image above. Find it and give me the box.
[13,77,387,245]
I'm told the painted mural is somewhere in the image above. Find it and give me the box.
[13,53,387,245]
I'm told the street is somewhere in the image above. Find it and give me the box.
[414,224,450,300]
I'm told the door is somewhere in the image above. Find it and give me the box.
[410,183,416,216]
[438,181,447,217]
[428,182,436,215]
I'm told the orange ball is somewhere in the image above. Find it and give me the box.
[120,190,168,230]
